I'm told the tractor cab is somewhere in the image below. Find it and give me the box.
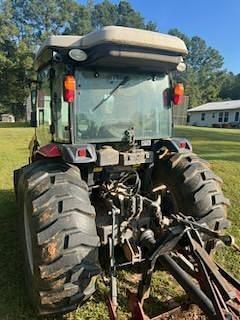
[32,26,187,151]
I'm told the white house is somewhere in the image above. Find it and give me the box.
[188,100,240,127]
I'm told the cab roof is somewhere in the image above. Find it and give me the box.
[36,26,188,72]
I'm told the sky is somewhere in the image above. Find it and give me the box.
[81,0,240,74]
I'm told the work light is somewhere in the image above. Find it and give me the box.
[68,49,88,61]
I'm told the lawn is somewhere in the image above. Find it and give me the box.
[0,125,239,320]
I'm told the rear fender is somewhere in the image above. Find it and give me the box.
[33,143,97,164]
[154,137,192,153]
[35,143,62,159]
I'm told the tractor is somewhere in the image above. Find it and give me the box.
[14,26,240,319]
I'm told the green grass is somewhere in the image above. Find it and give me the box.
[0,125,239,320]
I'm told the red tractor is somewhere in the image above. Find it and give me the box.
[14,26,239,319]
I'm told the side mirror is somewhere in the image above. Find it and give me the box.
[30,87,38,127]
[31,88,37,110]
[30,111,37,127]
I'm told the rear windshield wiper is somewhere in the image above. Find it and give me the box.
[91,76,129,112]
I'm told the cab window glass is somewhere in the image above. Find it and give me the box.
[38,67,51,126]
[52,65,70,142]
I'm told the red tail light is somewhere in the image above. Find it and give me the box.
[173,83,184,105]
[63,75,76,102]
[77,148,87,158]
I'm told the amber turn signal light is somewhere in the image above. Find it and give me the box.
[173,83,184,105]
[63,75,76,102]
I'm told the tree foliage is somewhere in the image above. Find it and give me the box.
[219,73,240,101]
[169,28,226,107]
[0,0,157,119]
[0,1,237,119]
[0,0,33,117]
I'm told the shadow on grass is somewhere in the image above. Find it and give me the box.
[0,189,38,320]
[115,269,185,319]
[0,122,30,128]
[174,126,240,141]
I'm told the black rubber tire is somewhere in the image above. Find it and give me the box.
[152,152,230,230]
[15,159,100,315]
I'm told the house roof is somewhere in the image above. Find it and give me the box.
[188,100,240,112]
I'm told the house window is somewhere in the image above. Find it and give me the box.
[201,113,205,121]
[212,112,215,118]
[218,112,223,122]
[224,112,229,122]
[235,111,239,122]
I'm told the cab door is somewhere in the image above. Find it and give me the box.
[51,65,71,143]
[36,66,52,146]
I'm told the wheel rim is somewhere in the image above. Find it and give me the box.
[24,203,34,274]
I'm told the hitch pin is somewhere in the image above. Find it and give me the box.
[219,235,240,253]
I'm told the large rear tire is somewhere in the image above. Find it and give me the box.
[15,160,100,315]
[152,152,230,230]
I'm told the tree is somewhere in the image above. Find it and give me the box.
[91,0,157,31]
[0,0,25,117]
[64,2,92,35]
[1,0,228,119]
[92,0,118,29]
[169,29,225,107]
[0,0,158,119]
[219,73,240,100]
[12,0,71,44]
[145,21,158,31]
[116,1,145,28]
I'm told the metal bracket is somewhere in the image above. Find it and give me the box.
[106,214,240,320]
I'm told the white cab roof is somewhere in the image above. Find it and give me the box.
[36,26,188,63]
